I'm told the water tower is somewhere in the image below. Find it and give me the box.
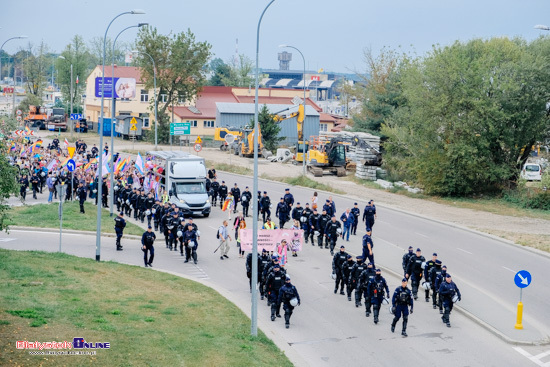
[278,51,292,70]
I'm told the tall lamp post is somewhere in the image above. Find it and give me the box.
[251,0,276,337]
[279,44,307,176]
[1,36,28,117]
[108,23,148,217]
[131,49,158,150]
[96,9,145,262]
[58,56,73,139]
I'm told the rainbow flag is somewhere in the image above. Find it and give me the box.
[222,196,234,212]
[24,126,31,135]
[60,157,70,168]
[116,157,129,174]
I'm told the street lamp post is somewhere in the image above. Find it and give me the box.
[108,23,148,217]
[279,44,307,176]
[1,36,27,117]
[251,0,276,337]
[0,35,27,88]
[96,9,145,262]
[131,49,158,150]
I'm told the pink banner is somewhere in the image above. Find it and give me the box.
[239,229,304,252]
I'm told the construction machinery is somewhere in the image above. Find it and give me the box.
[234,127,263,157]
[24,105,48,130]
[273,104,308,163]
[214,127,243,151]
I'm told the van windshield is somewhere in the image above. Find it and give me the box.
[525,165,540,172]
[174,182,206,195]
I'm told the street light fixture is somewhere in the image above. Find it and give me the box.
[279,44,307,176]
[108,23,148,217]
[96,9,145,263]
[251,0,276,337]
[0,36,28,117]
[534,25,550,31]
[131,49,158,151]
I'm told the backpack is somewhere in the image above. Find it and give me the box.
[217,225,223,239]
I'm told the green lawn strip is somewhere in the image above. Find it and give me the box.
[207,160,253,176]
[6,202,144,236]
[0,249,293,367]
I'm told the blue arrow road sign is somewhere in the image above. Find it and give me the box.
[67,159,76,172]
[70,113,83,120]
[514,270,532,288]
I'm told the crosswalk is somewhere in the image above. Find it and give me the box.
[514,347,550,366]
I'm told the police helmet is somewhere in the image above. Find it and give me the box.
[421,281,431,290]
[331,272,336,280]
[452,294,459,303]
[314,231,320,236]
[389,305,395,315]
[300,216,307,223]
[177,231,183,237]
[152,208,156,214]
[196,230,201,237]
[188,241,195,247]
[336,228,342,234]
[40,171,46,177]
[382,297,389,305]
[421,261,427,269]
[93,189,97,193]
[114,185,119,191]
[126,199,130,204]
[289,297,299,307]
[145,210,151,216]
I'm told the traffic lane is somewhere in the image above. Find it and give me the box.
[221,172,550,337]
[0,230,532,367]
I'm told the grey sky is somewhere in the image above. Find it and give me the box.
[2,0,550,74]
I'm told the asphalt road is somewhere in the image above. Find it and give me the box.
[3,171,550,366]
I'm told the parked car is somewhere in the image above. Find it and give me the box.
[520,163,543,181]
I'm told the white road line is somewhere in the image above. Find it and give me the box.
[208,226,218,230]
[414,232,429,238]
[502,266,516,274]
[513,347,550,367]
[456,247,473,255]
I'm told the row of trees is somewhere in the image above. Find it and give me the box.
[350,38,550,196]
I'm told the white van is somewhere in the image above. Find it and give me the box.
[520,163,543,181]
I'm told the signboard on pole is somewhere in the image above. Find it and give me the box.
[170,122,191,136]
[94,77,136,98]
[70,113,83,120]
[195,136,202,144]
[514,270,532,288]
[66,159,76,172]
[67,146,76,158]
[193,143,202,152]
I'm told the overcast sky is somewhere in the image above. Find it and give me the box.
[2,0,550,74]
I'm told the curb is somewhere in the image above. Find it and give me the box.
[217,169,550,345]
[9,226,142,240]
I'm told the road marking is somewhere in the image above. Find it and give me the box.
[414,232,429,238]
[0,238,16,242]
[502,266,516,274]
[456,247,473,255]
[513,347,550,366]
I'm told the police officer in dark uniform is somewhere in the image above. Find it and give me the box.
[145,193,155,227]
[263,256,286,306]
[322,199,333,217]
[439,273,461,327]
[342,255,355,301]
[350,203,360,235]
[137,190,147,222]
[359,262,376,316]
[259,191,271,223]
[278,275,300,329]
[30,172,40,199]
[161,209,171,248]
[141,226,156,267]
[114,212,126,251]
[208,166,216,179]
[210,178,220,206]
[402,246,415,276]
[230,183,241,213]
[362,200,376,231]
[332,246,348,295]
[429,259,443,310]
[435,265,448,314]
[361,229,375,266]
[114,180,122,212]
[367,268,389,324]
[101,178,108,208]
[122,184,132,215]
[166,212,179,251]
[299,203,312,244]
[218,181,228,209]
[258,249,271,300]
[246,251,261,291]
[291,202,303,224]
[391,278,414,337]
[349,256,367,307]
[406,248,426,300]
[266,264,285,321]
[318,209,331,249]
[423,252,438,302]
[308,208,321,246]
[283,188,294,210]
[240,186,252,217]
[183,223,199,264]
[275,197,290,229]
[325,216,342,255]
[152,200,162,231]
[77,183,87,213]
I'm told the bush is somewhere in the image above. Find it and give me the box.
[503,187,550,210]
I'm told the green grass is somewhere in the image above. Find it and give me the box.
[207,160,253,176]
[6,202,144,236]
[266,175,345,195]
[0,249,293,367]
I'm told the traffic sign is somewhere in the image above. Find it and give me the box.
[70,113,83,120]
[16,116,22,121]
[170,122,191,136]
[66,159,76,172]
[194,143,202,152]
[224,134,235,144]
[16,109,22,116]
[514,270,532,289]
[130,116,137,125]
[67,146,76,158]
[195,136,202,144]
[130,124,137,131]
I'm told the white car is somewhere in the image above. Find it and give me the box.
[520,163,543,181]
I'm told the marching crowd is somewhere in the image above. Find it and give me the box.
[7,135,463,334]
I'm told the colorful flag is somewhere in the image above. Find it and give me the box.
[46,159,58,171]
[59,157,70,168]
[116,156,129,174]
[135,152,144,174]
[24,126,31,135]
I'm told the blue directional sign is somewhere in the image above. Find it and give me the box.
[514,270,532,289]
[66,159,76,172]
[70,114,83,120]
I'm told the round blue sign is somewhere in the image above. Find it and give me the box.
[67,159,76,172]
[514,270,532,289]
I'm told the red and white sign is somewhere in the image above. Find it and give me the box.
[239,229,303,252]
[311,76,320,81]
[193,143,202,152]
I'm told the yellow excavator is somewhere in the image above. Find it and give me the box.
[273,104,309,162]
[214,127,243,151]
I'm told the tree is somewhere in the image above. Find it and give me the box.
[208,58,231,86]
[17,94,42,114]
[249,105,284,152]
[381,37,550,195]
[352,47,407,136]
[87,36,129,70]
[135,27,212,143]
[221,54,254,87]
[56,35,90,114]
[22,41,50,98]
[0,141,19,231]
